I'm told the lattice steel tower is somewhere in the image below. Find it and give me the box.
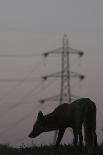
[40,34,85,105]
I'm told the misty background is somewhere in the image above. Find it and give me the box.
[0,0,103,147]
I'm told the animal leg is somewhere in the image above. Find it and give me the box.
[78,128,83,147]
[78,130,83,152]
[73,130,78,146]
[92,131,97,150]
[56,128,65,147]
[94,132,97,147]
[73,112,82,147]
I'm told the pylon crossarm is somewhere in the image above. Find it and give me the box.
[42,47,84,57]
[42,72,85,80]
[42,72,61,80]
[67,48,84,56]
[42,48,62,57]
[70,72,85,80]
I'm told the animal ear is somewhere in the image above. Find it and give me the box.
[37,111,44,120]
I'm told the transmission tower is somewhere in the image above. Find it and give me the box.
[40,34,85,105]
[40,34,85,143]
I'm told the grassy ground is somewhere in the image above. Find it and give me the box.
[0,144,103,155]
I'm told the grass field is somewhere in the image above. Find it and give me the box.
[0,144,103,155]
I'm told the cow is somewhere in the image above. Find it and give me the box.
[28,98,97,153]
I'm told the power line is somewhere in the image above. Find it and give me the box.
[0,100,57,144]
[0,80,61,137]
[0,83,42,119]
[0,103,40,136]
[0,54,40,57]
[33,78,58,100]
[0,78,58,120]
[0,58,42,104]
[0,100,57,141]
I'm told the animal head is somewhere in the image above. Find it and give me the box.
[28,111,45,138]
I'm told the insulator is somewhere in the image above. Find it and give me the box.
[80,75,85,80]
[79,51,84,57]
[42,76,47,80]
[43,52,49,57]
[40,99,45,104]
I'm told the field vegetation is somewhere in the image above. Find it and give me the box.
[0,144,103,155]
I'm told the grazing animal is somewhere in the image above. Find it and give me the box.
[29,98,97,152]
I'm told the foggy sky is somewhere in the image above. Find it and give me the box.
[0,0,103,146]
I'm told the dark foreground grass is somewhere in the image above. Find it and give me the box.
[0,144,103,155]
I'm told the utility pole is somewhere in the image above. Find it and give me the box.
[40,34,85,142]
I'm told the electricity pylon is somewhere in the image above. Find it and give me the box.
[40,34,85,105]
[40,34,85,143]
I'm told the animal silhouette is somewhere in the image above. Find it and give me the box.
[29,98,97,152]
